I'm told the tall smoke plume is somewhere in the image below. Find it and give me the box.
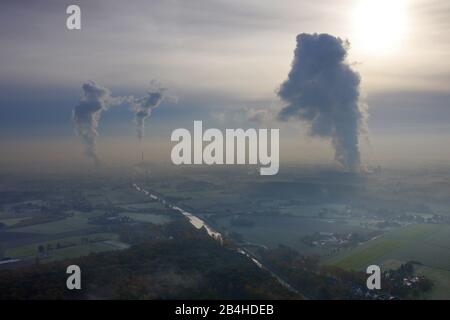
[133,84,166,142]
[72,81,112,166]
[278,33,367,172]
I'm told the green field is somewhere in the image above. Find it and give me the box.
[329,239,401,269]
[415,266,450,300]
[215,214,375,255]
[279,203,347,217]
[119,212,172,224]
[326,224,450,299]
[327,224,447,268]
[44,242,126,261]
[12,213,95,234]
[0,217,27,227]
[118,202,165,211]
[5,233,126,262]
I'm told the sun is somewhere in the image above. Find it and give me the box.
[352,0,408,55]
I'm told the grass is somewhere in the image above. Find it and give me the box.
[118,202,164,211]
[118,212,172,224]
[46,242,124,261]
[279,204,347,217]
[5,233,121,260]
[380,259,404,270]
[326,224,444,270]
[215,214,374,256]
[329,239,401,270]
[415,265,450,300]
[0,217,27,227]
[12,213,95,234]
[326,223,450,299]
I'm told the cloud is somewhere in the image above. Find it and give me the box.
[72,80,172,165]
[211,105,277,127]
[72,81,116,165]
[131,82,167,142]
[277,33,367,171]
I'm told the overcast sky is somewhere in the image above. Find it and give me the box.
[1,0,449,168]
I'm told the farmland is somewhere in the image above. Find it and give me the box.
[327,224,450,299]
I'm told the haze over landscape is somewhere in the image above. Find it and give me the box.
[0,0,449,170]
[0,0,450,301]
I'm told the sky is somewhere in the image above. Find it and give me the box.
[0,0,449,169]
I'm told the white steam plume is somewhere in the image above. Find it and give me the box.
[278,33,368,172]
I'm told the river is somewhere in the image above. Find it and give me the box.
[132,183,301,296]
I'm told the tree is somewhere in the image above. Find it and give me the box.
[0,244,5,260]
[418,278,433,292]
[38,245,45,254]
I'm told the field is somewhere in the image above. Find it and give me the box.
[0,217,26,226]
[118,212,172,224]
[11,212,96,234]
[0,182,177,266]
[5,233,128,262]
[214,214,375,255]
[117,201,165,211]
[326,224,450,299]
[279,204,347,217]
[415,266,450,300]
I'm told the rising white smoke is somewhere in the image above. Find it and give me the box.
[132,83,166,142]
[72,81,170,164]
[278,33,367,172]
[72,81,113,166]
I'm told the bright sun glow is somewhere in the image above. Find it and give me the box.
[353,0,408,54]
